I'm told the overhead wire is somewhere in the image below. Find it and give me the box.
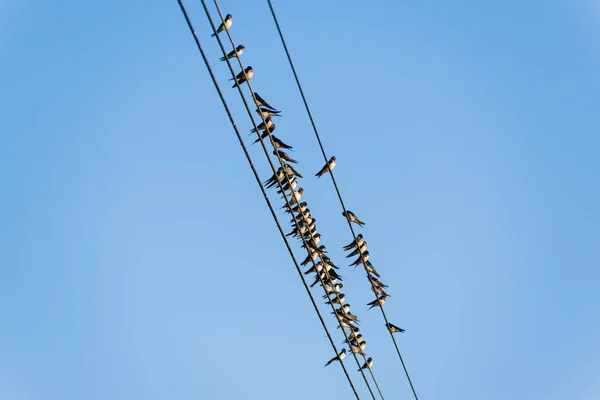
[203,1,382,398]
[175,1,361,398]
[264,2,420,399]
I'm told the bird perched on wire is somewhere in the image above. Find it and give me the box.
[346,241,367,258]
[220,44,244,61]
[211,14,232,37]
[282,164,303,179]
[342,210,365,226]
[256,107,281,119]
[251,116,272,133]
[252,125,276,143]
[315,156,336,177]
[271,136,293,150]
[343,234,364,251]
[350,251,370,267]
[386,323,405,333]
[230,66,253,88]
[367,295,387,309]
[276,177,298,194]
[358,357,373,371]
[273,149,298,164]
[325,293,346,305]
[253,92,277,110]
[324,349,346,367]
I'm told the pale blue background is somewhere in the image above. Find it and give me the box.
[1,1,599,399]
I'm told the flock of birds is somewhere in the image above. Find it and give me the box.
[212,13,405,371]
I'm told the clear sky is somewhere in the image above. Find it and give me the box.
[1,1,599,399]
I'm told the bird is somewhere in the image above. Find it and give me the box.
[386,323,405,334]
[358,357,373,371]
[369,275,388,288]
[252,125,276,144]
[343,334,362,344]
[367,296,386,309]
[220,44,244,61]
[285,201,307,214]
[211,14,232,37]
[323,283,343,297]
[365,261,380,277]
[346,241,367,258]
[277,177,298,194]
[253,92,277,110]
[271,136,293,150]
[315,156,336,177]
[230,66,253,87]
[350,251,370,267]
[283,164,303,179]
[372,286,391,298]
[263,168,284,188]
[273,149,298,164]
[350,342,365,355]
[256,107,281,119]
[324,349,346,367]
[342,210,365,226]
[343,234,364,251]
[300,251,319,267]
[251,116,272,133]
[325,293,346,305]
[288,188,303,204]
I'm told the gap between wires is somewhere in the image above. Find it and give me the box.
[176,1,362,398]
[264,2,420,399]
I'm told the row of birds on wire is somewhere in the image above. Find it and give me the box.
[211,13,405,370]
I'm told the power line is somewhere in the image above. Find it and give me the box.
[175,1,361,398]
[264,2,420,399]
[203,1,382,398]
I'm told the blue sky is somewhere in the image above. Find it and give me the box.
[1,1,599,399]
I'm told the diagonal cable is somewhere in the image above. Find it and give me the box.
[176,1,361,398]
[263,2,420,399]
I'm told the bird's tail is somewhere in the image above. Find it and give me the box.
[211,33,216,37]
[219,56,226,61]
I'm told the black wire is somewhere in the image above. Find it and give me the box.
[264,2,420,399]
[201,2,380,398]
[175,2,361,399]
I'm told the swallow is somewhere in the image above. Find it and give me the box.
[304,232,321,246]
[365,261,380,277]
[277,177,298,194]
[323,283,343,296]
[337,319,357,329]
[282,164,302,179]
[284,201,307,214]
[357,357,373,371]
[324,349,346,367]
[350,251,370,267]
[342,210,365,226]
[250,116,272,133]
[253,92,277,110]
[271,136,293,150]
[287,188,303,204]
[304,262,324,275]
[343,334,362,344]
[256,107,281,119]
[386,323,405,334]
[369,275,388,288]
[273,149,298,164]
[252,125,276,144]
[300,251,319,266]
[315,156,336,177]
[292,209,311,223]
[230,66,253,88]
[340,312,359,323]
[322,257,339,270]
[367,296,386,309]
[211,14,232,37]
[372,286,391,298]
[220,44,244,61]
[346,241,367,258]
[339,303,351,314]
[327,269,343,281]
[325,293,346,305]
[350,342,365,355]
[343,234,364,251]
